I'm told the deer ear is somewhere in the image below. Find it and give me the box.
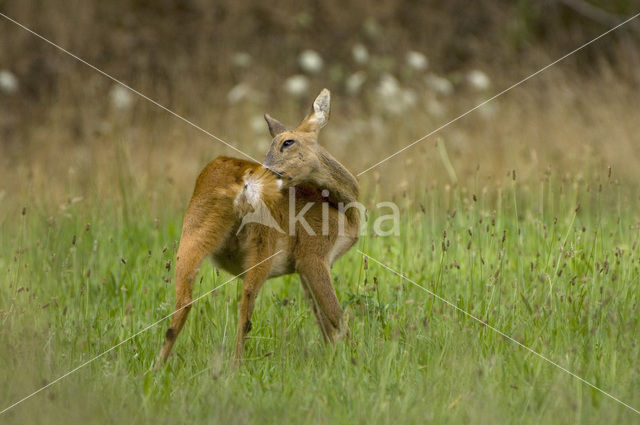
[264,114,286,137]
[297,88,330,133]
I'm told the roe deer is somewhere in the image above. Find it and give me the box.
[157,89,360,366]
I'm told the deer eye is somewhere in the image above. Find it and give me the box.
[280,139,295,152]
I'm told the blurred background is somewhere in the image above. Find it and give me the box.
[1,0,639,211]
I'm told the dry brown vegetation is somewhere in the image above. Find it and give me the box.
[1,0,639,212]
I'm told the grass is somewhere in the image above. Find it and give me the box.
[1,168,639,424]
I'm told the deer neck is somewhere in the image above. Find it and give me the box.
[314,146,360,208]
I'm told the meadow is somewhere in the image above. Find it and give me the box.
[2,2,640,423]
[1,164,639,424]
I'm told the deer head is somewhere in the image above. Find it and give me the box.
[263,89,330,183]
[263,89,359,206]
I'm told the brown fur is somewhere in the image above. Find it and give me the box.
[157,90,360,366]
[264,89,359,209]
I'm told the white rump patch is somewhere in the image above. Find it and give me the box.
[242,176,263,206]
[235,174,284,234]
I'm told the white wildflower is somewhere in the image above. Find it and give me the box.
[0,70,19,94]
[376,73,401,99]
[425,74,453,96]
[352,43,369,65]
[298,49,323,73]
[227,83,251,104]
[467,69,491,91]
[401,89,417,107]
[377,74,417,114]
[426,98,445,117]
[406,51,428,71]
[345,71,367,95]
[109,85,133,110]
[283,75,310,97]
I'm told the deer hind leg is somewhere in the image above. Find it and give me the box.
[157,226,228,366]
[233,254,273,366]
[296,257,349,343]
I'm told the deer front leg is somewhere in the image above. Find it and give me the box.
[300,279,333,343]
[296,257,349,343]
[233,258,272,366]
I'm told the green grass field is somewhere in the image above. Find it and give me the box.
[1,171,639,424]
